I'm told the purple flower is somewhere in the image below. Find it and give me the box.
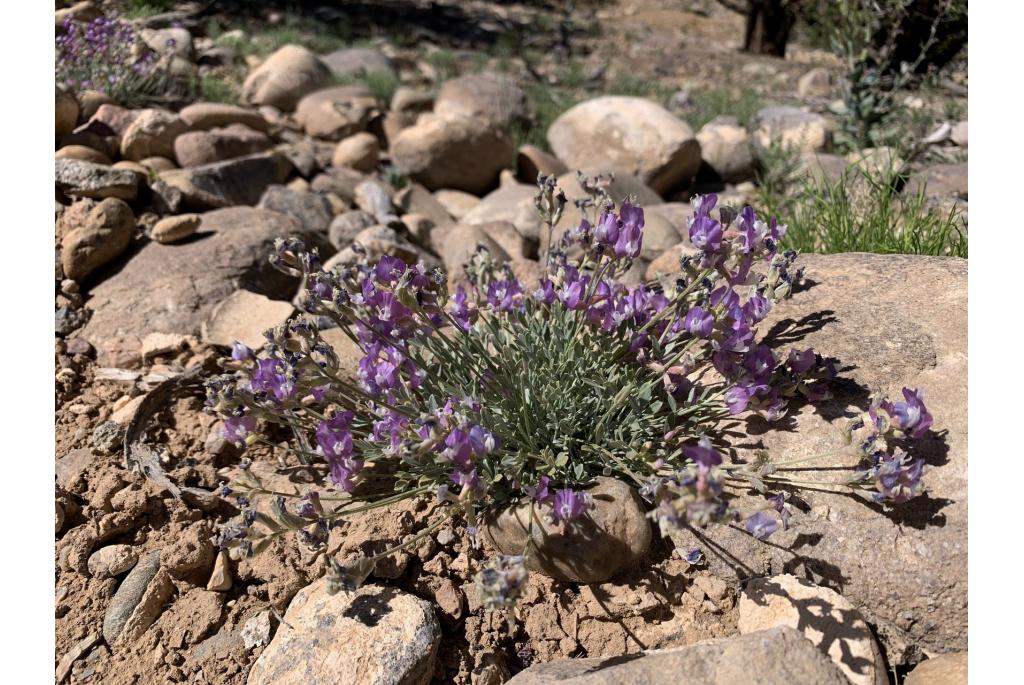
[486,279,524,313]
[559,276,589,310]
[222,415,256,447]
[692,193,718,217]
[449,286,473,330]
[683,548,705,565]
[250,358,296,402]
[788,348,817,374]
[613,202,644,259]
[316,412,355,459]
[872,452,924,503]
[533,279,555,304]
[526,475,552,503]
[594,211,620,247]
[231,341,254,361]
[551,488,589,524]
[770,492,790,529]
[682,436,722,468]
[745,511,778,540]
[684,306,714,337]
[450,467,483,496]
[724,385,752,414]
[689,215,723,252]
[468,425,497,455]
[742,293,772,324]
[881,388,933,439]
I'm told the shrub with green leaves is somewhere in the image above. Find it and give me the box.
[207,174,932,600]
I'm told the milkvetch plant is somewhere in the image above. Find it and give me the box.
[206,173,931,602]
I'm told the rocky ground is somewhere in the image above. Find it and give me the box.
[55,1,967,683]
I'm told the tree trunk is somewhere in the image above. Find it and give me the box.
[742,1,796,57]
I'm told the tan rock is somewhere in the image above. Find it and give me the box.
[548,96,701,194]
[668,253,967,665]
[753,106,833,154]
[395,183,453,227]
[151,214,202,244]
[120,109,188,161]
[950,120,967,147]
[391,113,515,195]
[438,223,510,278]
[179,102,270,132]
[434,72,528,130]
[59,198,135,281]
[112,160,148,175]
[206,551,233,592]
[516,144,568,183]
[331,132,380,172]
[294,85,381,140]
[645,241,699,279]
[76,90,112,121]
[174,125,272,167]
[483,477,652,583]
[697,118,754,183]
[905,652,967,685]
[798,67,832,98]
[56,86,79,138]
[202,289,295,350]
[56,145,111,165]
[88,544,139,578]
[739,575,887,685]
[434,189,480,220]
[139,156,178,172]
[506,627,849,684]
[247,579,441,685]
[241,44,331,111]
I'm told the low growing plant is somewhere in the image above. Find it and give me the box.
[55,17,163,107]
[207,175,932,602]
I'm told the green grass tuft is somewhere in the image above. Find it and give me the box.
[756,145,967,257]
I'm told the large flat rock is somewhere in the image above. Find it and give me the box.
[670,253,966,666]
[81,207,333,355]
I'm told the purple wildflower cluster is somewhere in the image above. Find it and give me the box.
[206,173,932,594]
[846,387,932,503]
[55,17,158,103]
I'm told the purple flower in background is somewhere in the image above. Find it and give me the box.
[222,415,256,447]
[881,388,933,439]
[451,467,483,496]
[682,436,722,468]
[551,488,589,524]
[745,511,778,540]
[375,255,406,284]
[231,341,254,361]
[684,306,714,337]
